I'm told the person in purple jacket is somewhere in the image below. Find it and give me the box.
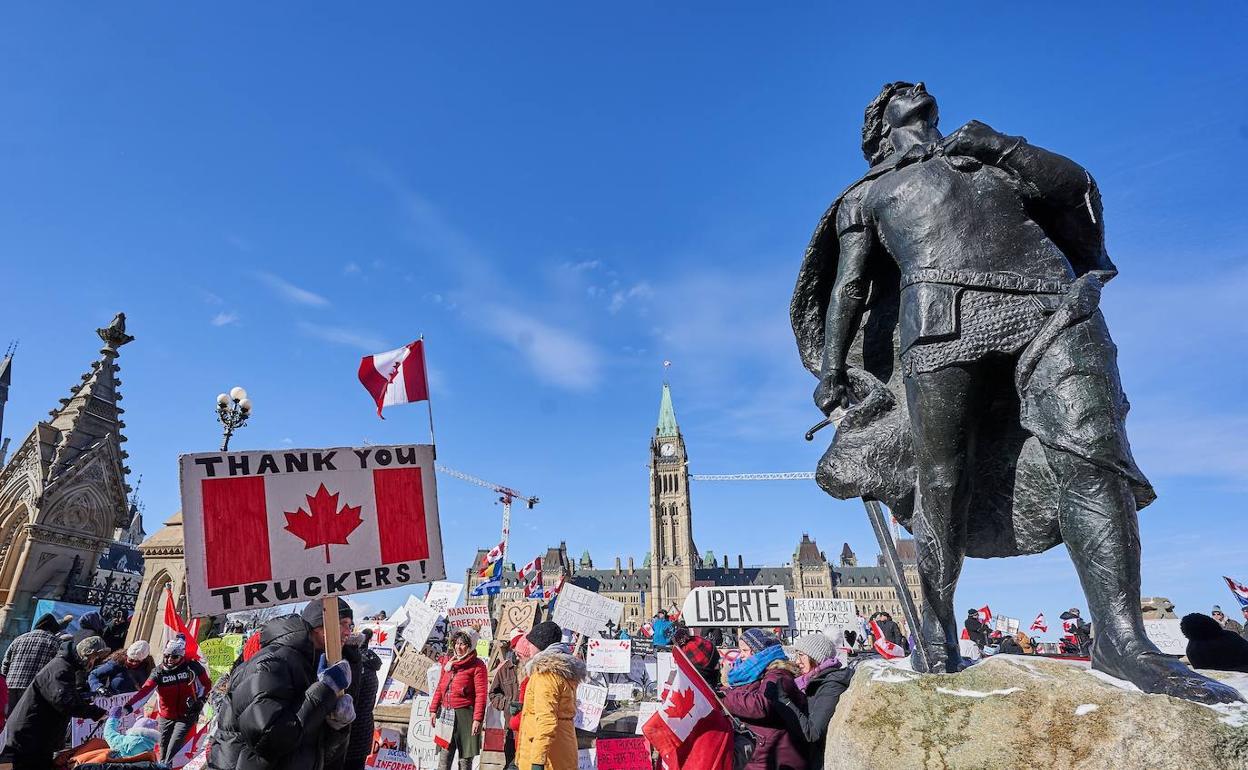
[722,629,808,770]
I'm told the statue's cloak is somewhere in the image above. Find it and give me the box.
[791,158,1154,558]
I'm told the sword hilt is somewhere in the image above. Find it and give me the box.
[804,417,834,442]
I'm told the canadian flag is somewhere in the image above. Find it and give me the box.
[870,619,907,660]
[978,605,993,625]
[519,556,543,599]
[1224,576,1248,608]
[358,339,430,418]
[1030,613,1048,633]
[163,587,201,662]
[642,647,733,770]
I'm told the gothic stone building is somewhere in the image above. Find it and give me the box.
[0,315,138,646]
[467,383,922,632]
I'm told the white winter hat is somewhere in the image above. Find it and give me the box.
[164,635,187,657]
[127,640,150,661]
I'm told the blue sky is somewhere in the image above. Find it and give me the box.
[1,4,1245,631]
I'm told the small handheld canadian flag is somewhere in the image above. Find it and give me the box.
[358,339,430,419]
[1030,612,1048,633]
[977,605,993,625]
[870,618,907,659]
[642,646,733,770]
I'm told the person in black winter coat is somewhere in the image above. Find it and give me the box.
[207,612,353,770]
[342,631,384,770]
[963,610,988,649]
[773,633,853,770]
[872,613,909,653]
[1181,613,1248,674]
[6,635,112,769]
[72,611,109,648]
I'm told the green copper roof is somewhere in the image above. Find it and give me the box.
[656,383,679,437]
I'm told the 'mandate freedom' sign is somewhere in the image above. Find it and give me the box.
[681,585,789,627]
[179,444,446,616]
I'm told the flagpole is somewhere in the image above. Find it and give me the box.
[420,335,437,455]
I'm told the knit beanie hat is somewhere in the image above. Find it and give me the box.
[740,628,781,654]
[126,640,150,661]
[34,612,61,633]
[164,635,187,657]
[680,636,720,672]
[76,635,109,660]
[793,633,837,665]
[300,597,354,629]
[128,716,160,741]
[527,621,562,651]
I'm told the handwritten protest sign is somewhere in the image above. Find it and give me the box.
[426,663,441,697]
[200,634,244,682]
[476,639,491,658]
[573,681,609,731]
[376,675,410,706]
[72,693,136,745]
[681,585,788,627]
[587,638,632,673]
[424,581,463,616]
[629,637,654,656]
[1144,619,1185,655]
[596,737,651,770]
[657,652,673,691]
[607,682,636,701]
[792,598,859,638]
[552,583,623,635]
[497,600,539,640]
[180,444,445,615]
[401,595,440,648]
[365,749,418,770]
[446,604,491,629]
[391,649,437,689]
[405,695,439,766]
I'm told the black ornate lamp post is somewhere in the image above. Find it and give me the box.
[216,386,252,451]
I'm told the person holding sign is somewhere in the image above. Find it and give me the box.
[208,601,354,770]
[429,630,488,770]
[516,621,585,770]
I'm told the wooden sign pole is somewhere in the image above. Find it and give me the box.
[323,596,343,664]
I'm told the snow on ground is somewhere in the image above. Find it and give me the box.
[935,686,1024,698]
[1075,704,1100,716]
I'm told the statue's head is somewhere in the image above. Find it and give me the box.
[861,81,939,166]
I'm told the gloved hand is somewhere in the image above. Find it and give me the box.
[318,658,352,693]
[95,687,114,698]
[121,702,135,715]
[108,705,124,719]
[325,694,356,729]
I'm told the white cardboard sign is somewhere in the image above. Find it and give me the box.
[792,598,859,637]
[1143,618,1186,655]
[401,595,441,649]
[681,585,789,627]
[424,581,463,616]
[446,604,492,629]
[552,583,624,636]
[573,681,609,732]
[586,638,632,674]
[179,444,445,616]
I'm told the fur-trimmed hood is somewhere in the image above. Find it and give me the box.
[526,646,587,682]
[766,658,801,676]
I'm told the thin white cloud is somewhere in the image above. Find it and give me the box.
[343,262,362,275]
[297,322,387,352]
[210,312,239,327]
[255,272,331,308]
[608,282,654,314]
[480,306,602,390]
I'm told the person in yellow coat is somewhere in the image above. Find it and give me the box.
[515,622,586,770]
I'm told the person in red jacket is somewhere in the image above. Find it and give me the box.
[429,631,488,770]
[121,635,212,764]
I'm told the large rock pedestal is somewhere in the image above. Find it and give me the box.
[824,655,1248,769]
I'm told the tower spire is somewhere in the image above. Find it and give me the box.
[656,381,679,438]
[0,344,12,467]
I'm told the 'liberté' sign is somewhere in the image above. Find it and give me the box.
[180,444,446,616]
[681,585,789,627]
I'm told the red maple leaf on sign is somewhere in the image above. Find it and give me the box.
[664,687,695,719]
[284,484,364,563]
[376,629,389,645]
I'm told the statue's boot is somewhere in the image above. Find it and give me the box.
[912,601,964,674]
[1050,452,1244,704]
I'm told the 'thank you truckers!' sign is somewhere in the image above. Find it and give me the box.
[180,444,446,616]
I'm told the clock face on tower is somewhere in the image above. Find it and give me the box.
[660,443,676,457]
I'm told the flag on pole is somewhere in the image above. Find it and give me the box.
[479,541,505,577]
[869,619,906,659]
[1223,576,1248,608]
[519,556,544,599]
[1029,613,1048,633]
[164,587,201,662]
[470,576,501,597]
[358,340,430,418]
[977,605,993,625]
[642,646,734,770]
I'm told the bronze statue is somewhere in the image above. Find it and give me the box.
[792,82,1240,703]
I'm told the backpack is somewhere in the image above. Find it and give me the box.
[728,713,757,770]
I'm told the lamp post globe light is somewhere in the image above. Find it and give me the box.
[216,386,252,451]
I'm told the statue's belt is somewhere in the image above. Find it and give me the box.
[901,268,1072,295]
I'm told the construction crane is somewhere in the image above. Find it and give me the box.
[435,463,538,559]
[689,472,814,481]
